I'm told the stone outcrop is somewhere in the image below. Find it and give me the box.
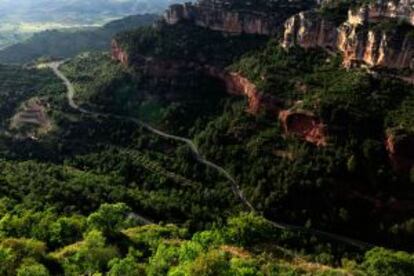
[279,110,327,146]
[163,0,316,36]
[206,67,282,114]
[337,21,414,69]
[386,129,414,173]
[282,1,414,70]
[282,11,338,49]
[111,40,129,66]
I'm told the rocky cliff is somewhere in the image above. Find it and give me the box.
[283,0,414,70]
[337,21,414,69]
[282,11,338,49]
[163,0,316,35]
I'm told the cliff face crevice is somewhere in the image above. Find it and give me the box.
[283,1,414,70]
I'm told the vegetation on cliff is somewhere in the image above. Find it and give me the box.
[115,23,268,68]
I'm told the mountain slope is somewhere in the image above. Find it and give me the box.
[0,14,157,64]
[0,0,183,50]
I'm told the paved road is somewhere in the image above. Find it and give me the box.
[47,61,374,250]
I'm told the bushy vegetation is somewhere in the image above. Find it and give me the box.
[319,0,353,25]
[1,202,413,275]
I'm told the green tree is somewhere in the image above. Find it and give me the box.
[230,258,262,276]
[87,203,132,236]
[17,260,50,276]
[62,230,119,275]
[225,213,274,246]
[147,242,180,276]
[187,250,231,276]
[108,250,145,276]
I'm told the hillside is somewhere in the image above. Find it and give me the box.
[0,0,413,275]
[0,14,157,64]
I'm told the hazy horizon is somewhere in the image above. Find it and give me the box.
[0,0,185,49]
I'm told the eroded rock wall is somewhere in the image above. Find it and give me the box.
[163,0,316,35]
[282,11,338,49]
[282,1,414,70]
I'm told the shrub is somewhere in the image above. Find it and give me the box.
[361,247,414,276]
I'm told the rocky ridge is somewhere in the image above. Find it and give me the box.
[283,0,414,69]
[163,0,316,35]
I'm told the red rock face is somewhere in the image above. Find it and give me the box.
[386,131,414,173]
[279,110,327,146]
[205,67,281,114]
[111,40,129,66]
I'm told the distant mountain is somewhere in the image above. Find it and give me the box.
[0,0,185,49]
[0,14,158,64]
[0,1,182,23]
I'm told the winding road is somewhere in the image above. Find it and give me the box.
[48,61,374,250]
